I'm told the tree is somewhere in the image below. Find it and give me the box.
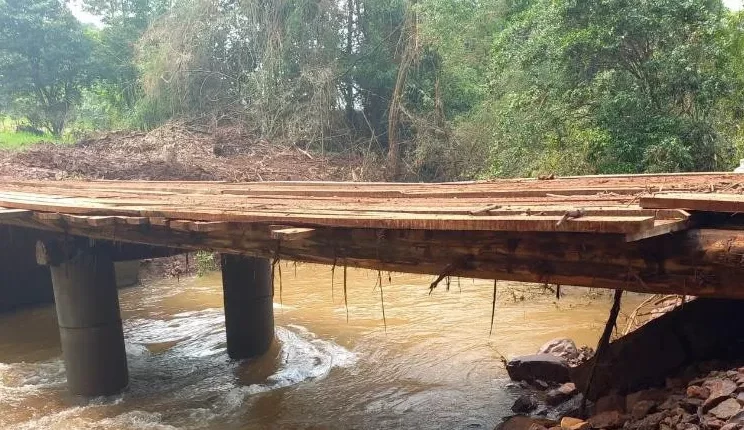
[0,0,96,135]
[475,0,734,176]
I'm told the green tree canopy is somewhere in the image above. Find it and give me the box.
[0,0,96,135]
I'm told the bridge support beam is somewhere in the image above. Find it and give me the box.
[48,250,128,396]
[221,254,274,359]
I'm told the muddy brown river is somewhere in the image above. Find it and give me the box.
[0,263,642,429]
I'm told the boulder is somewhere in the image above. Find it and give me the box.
[709,399,742,421]
[539,339,579,361]
[588,411,628,429]
[513,395,539,413]
[507,354,571,383]
[547,383,578,406]
[560,417,590,430]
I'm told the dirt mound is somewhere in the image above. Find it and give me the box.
[0,123,373,181]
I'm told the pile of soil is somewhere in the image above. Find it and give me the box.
[0,122,377,181]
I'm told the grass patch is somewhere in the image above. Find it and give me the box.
[0,130,57,150]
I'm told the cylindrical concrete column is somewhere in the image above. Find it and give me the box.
[221,254,274,360]
[50,251,128,396]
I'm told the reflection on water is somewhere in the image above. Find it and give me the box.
[0,263,641,429]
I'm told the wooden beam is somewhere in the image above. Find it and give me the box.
[271,227,316,241]
[6,215,744,299]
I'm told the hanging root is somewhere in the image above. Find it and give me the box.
[581,289,623,415]
[490,280,498,336]
[343,263,349,323]
[380,278,387,333]
[331,257,337,302]
[446,276,451,292]
[556,284,561,300]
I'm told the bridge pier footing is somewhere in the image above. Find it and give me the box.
[49,250,129,396]
[221,254,274,360]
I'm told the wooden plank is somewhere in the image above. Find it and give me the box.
[149,217,169,227]
[60,214,117,227]
[0,207,31,220]
[119,216,149,225]
[641,193,744,213]
[625,219,692,242]
[168,220,192,231]
[33,212,61,221]
[271,227,316,241]
[189,221,230,232]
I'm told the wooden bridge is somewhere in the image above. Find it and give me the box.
[2,172,744,397]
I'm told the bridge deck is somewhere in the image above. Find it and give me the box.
[3,173,744,298]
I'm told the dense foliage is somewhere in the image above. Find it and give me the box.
[1,0,744,178]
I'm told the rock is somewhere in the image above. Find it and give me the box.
[596,393,626,413]
[631,400,659,420]
[659,396,685,411]
[498,416,558,430]
[688,386,711,400]
[728,410,744,424]
[626,389,669,411]
[703,379,738,411]
[709,399,742,421]
[626,411,666,430]
[533,379,551,390]
[506,354,571,383]
[552,393,586,421]
[547,383,578,406]
[680,398,704,414]
[513,395,539,413]
[701,416,726,430]
[560,417,590,430]
[539,339,579,361]
[588,411,627,429]
[720,424,741,430]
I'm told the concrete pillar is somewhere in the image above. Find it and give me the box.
[221,254,274,359]
[50,251,128,396]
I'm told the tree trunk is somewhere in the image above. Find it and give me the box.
[386,0,418,180]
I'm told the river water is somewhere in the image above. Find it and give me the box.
[0,263,642,429]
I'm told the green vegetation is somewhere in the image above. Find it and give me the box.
[1,0,744,178]
[0,130,52,150]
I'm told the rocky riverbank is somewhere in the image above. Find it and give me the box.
[500,338,744,430]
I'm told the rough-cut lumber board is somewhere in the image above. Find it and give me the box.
[271,227,316,241]
[625,218,692,242]
[641,193,744,213]
[59,215,117,227]
[33,212,61,221]
[188,221,229,232]
[0,207,31,220]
